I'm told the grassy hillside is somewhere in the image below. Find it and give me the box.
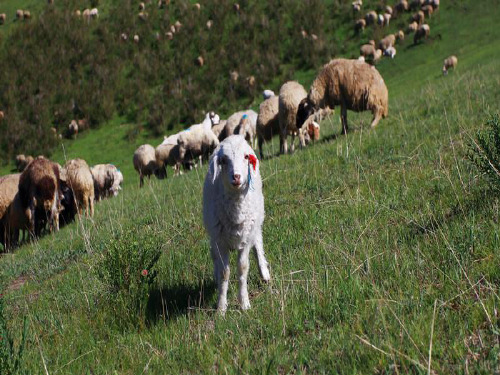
[2,0,500,373]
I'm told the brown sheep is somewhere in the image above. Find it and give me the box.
[257,96,279,159]
[4,193,30,250]
[421,5,433,17]
[279,81,308,154]
[364,11,377,25]
[0,14,6,25]
[134,144,165,187]
[18,157,61,236]
[394,0,409,14]
[0,174,21,250]
[23,11,31,20]
[379,34,396,51]
[155,135,181,177]
[442,55,458,75]
[355,18,366,33]
[412,10,425,24]
[15,155,33,172]
[396,30,405,42]
[64,159,94,217]
[407,21,419,33]
[414,24,430,44]
[360,43,377,58]
[297,59,388,134]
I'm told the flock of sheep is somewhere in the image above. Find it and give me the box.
[0,0,460,312]
[0,157,123,250]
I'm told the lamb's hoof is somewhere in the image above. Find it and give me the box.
[241,300,251,310]
[260,268,271,283]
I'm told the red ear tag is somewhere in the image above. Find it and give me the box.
[248,154,257,171]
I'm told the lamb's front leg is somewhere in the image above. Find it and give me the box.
[211,240,230,313]
[237,245,252,310]
[254,230,270,282]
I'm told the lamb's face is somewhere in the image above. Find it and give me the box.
[212,136,258,192]
[296,98,315,129]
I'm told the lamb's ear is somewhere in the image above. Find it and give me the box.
[210,153,219,183]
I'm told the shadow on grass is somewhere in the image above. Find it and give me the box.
[146,279,216,324]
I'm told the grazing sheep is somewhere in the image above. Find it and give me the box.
[68,120,78,138]
[297,59,388,133]
[155,134,182,176]
[0,14,6,25]
[355,18,366,33]
[377,14,384,25]
[230,71,239,82]
[262,89,275,100]
[64,159,94,217]
[279,81,308,154]
[298,120,321,148]
[134,34,140,43]
[219,110,257,142]
[90,8,99,18]
[247,76,256,88]
[139,2,145,10]
[174,20,182,32]
[15,155,33,172]
[18,157,61,236]
[211,120,227,140]
[91,164,122,200]
[412,10,425,24]
[177,126,220,169]
[369,39,375,46]
[421,4,433,17]
[384,46,396,58]
[203,135,270,313]
[3,193,30,250]
[233,3,240,12]
[193,3,201,10]
[373,49,383,63]
[0,110,4,120]
[206,20,213,29]
[383,13,391,26]
[379,34,396,51]
[352,3,361,13]
[0,174,21,250]
[189,111,220,132]
[257,96,279,158]
[385,5,393,15]
[133,144,165,187]
[407,21,419,33]
[16,10,24,20]
[75,10,81,17]
[395,0,409,14]
[59,179,77,227]
[82,9,90,21]
[23,11,31,20]
[138,11,148,21]
[428,0,439,9]
[237,114,257,149]
[442,55,458,75]
[165,31,173,40]
[364,11,377,25]
[414,23,430,44]
[170,25,176,34]
[396,30,405,41]
[196,56,204,67]
[121,33,128,41]
[360,43,376,58]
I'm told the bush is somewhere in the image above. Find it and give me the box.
[94,226,164,326]
[468,114,500,190]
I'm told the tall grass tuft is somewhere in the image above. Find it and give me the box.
[0,293,28,375]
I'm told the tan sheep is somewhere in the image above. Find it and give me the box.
[0,14,6,25]
[421,4,433,17]
[230,71,239,82]
[394,0,409,14]
[355,18,366,33]
[396,30,405,41]
[193,3,201,11]
[23,10,31,20]
[360,43,376,58]
[297,59,388,133]
[165,31,173,40]
[247,75,256,88]
[442,55,458,75]
[0,110,4,120]
[412,10,424,24]
[138,11,149,21]
[68,120,78,138]
[196,56,204,67]
[206,20,213,30]
[233,3,240,12]
[133,144,164,187]
[379,34,396,51]
[174,20,182,32]
[385,5,393,15]
[75,10,81,17]
[18,157,61,236]
[382,13,391,26]
[4,192,30,250]
[0,174,21,250]
[134,34,140,43]
[219,110,258,141]
[16,10,23,20]
[407,21,418,33]
[364,11,377,25]
[414,23,430,44]
[257,96,279,158]
[279,81,308,154]
[139,2,145,10]
[64,159,94,217]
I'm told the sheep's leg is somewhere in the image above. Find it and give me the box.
[258,136,264,159]
[89,196,94,217]
[211,240,230,313]
[237,246,252,310]
[370,109,382,128]
[139,173,144,188]
[198,155,203,168]
[280,128,288,154]
[341,104,348,134]
[290,133,295,153]
[254,230,271,282]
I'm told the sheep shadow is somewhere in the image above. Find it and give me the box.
[146,279,216,324]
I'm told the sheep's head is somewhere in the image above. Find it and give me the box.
[210,135,258,192]
[209,111,220,126]
[296,97,315,129]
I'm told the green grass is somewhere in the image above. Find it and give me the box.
[2,0,500,373]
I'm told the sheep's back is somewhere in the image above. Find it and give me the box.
[0,174,20,219]
[257,96,279,141]
[279,81,307,133]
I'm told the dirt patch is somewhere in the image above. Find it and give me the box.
[6,274,29,292]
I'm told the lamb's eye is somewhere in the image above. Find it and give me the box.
[244,154,249,160]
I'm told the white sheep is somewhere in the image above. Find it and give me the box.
[384,46,396,58]
[133,144,165,187]
[177,126,219,169]
[279,81,307,154]
[442,55,458,75]
[90,8,99,18]
[203,135,270,313]
[262,89,275,100]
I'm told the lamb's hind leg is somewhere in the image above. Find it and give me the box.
[254,230,270,282]
[370,109,383,128]
[211,239,230,313]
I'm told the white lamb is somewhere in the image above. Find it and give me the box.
[203,135,271,313]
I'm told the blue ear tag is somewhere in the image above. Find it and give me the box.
[242,114,248,120]
[247,163,254,191]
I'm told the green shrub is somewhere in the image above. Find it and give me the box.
[94,226,164,326]
[0,293,28,375]
[468,114,500,190]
